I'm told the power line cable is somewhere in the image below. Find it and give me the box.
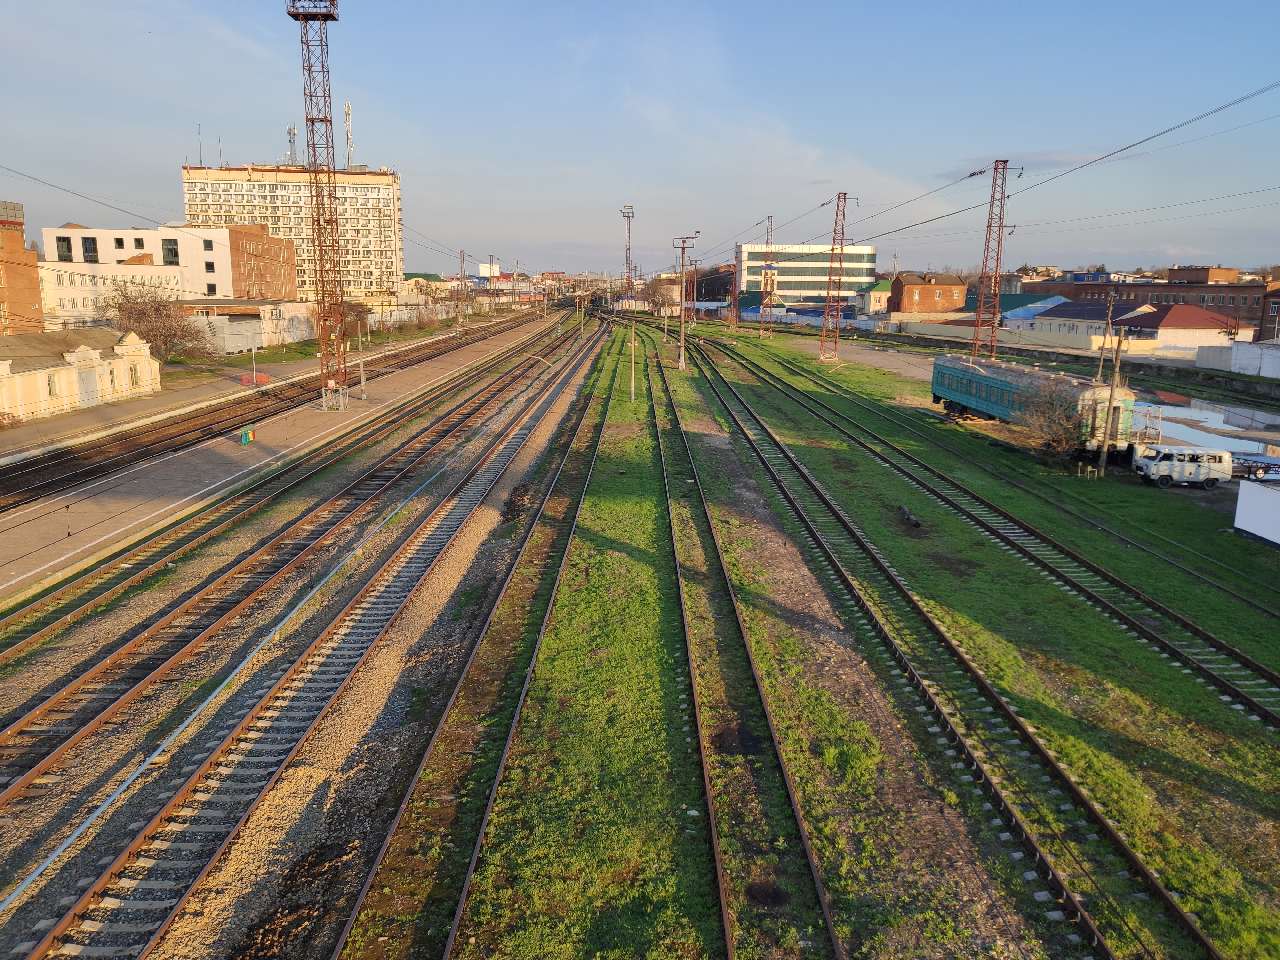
[848,78,1280,247]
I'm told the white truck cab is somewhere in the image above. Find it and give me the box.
[1134,445,1232,490]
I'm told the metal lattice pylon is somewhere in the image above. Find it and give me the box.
[971,160,1009,361]
[818,192,848,362]
[288,0,347,405]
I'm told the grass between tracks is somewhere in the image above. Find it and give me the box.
[450,332,723,959]
[336,333,615,960]
[709,346,1280,958]
[661,346,1054,959]
[648,347,833,959]
[718,330,1279,669]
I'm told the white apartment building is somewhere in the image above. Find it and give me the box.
[39,223,296,328]
[38,260,183,329]
[181,164,404,306]
[736,243,877,308]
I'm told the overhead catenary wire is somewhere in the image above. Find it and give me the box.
[847,77,1280,248]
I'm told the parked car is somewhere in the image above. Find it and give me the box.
[1133,446,1232,489]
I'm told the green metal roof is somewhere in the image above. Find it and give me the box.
[405,272,444,282]
[960,292,1057,312]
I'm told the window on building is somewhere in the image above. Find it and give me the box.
[204,261,215,274]
[81,237,99,263]
[129,364,140,387]
[206,283,217,295]
[108,369,117,391]
[55,236,72,262]
[47,374,58,396]
[203,239,213,251]
[162,239,179,266]
[114,237,124,250]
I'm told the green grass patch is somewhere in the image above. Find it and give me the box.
[452,336,723,959]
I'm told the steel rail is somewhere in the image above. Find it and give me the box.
[643,348,736,959]
[21,324,607,960]
[711,342,1280,730]
[0,326,581,810]
[0,312,541,513]
[0,318,565,668]
[647,341,843,959]
[692,342,1226,960]
[438,326,621,959]
[761,345,1278,619]
[328,326,619,960]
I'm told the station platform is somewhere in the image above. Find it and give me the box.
[0,318,552,607]
[0,323,510,466]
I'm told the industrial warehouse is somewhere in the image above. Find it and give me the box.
[0,4,1278,960]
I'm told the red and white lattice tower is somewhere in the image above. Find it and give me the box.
[818,192,848,362]
[288,0,347,406]
[971,160,1009,361]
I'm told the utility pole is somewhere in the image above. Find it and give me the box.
[819,191,849,362]
[458,249,467,314]
[1095,287,1117,381]
[759,214,777,339]
[288,0,346,410]
[1098,328,1125,472]
[971,160,1009,361]
[728,259,739,330]
[673,233,698,370]
[621,204,635,293]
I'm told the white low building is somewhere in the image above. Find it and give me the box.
[0,329,160,422]
[180,299,316,355]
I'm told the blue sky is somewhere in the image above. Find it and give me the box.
[2,0,1278,275]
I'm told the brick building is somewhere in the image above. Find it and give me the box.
[1025,279,1265,328]
[0,201,44,336]
[888,273,967,313]
[1263,282,1280,342]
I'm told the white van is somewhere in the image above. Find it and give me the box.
[1134,446,1232,489]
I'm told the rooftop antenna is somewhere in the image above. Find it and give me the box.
[344,100,354,169]
[217,137,223,168]
[197,123,203,167]
[287,124,298,164]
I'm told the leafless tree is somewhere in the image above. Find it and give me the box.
[1015,381,1086,460]
[97,287,211,362]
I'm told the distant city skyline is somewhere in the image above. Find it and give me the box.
[2,0,1278,276]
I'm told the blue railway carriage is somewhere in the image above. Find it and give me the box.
[931,355,1136,453]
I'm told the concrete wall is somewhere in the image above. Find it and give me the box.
[1196,341,1280,379]
[1234,481,1280,547]
[0,337,161,422]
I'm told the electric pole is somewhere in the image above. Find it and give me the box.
[1095,287,1117,381]
[971,160,1010,361]
[1098,328,1126,473]
[759,215,777,339]
[621,204,635,294]
[288,0,346,409]
[673,233,698,370]
[819,191,849,362]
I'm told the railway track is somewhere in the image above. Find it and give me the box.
[329,329,620,960]
[0,318,563,668]
[432,335,727,957]
[15,323,607,960]
[710,342,1280,731]
[750,336,1276,616]
[0,326,583,811]
[691,342,1226,960]
[647,346,842,959]
[0,313,540,514]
